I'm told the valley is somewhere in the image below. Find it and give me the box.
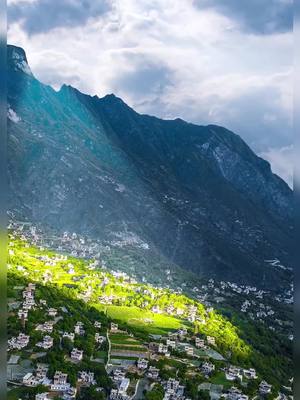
[6,43,294,400]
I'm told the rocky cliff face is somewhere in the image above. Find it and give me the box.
[8,45,293,289]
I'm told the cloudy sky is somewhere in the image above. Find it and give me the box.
[8,0,293,186]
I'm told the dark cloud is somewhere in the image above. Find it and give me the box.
[194,0,293,34]
[8,0,111,34]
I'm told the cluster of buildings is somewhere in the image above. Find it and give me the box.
[18,346,104,400]
[163,378,186,400]
[106,323,277,400]
[22,366,98,400]
[110,369,130,400]
[7,224,289,400]
[193,277,292,339]
[36,370,77,400]
[147,329,216,360]
[224,365,257,382]
[7,269,107,398]
[8,332,30,350]
[8,283,37,351]
[14,282,37,329]
[22,364,51,387]
[213,380,272,400]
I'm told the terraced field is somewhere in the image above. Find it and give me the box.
[109,332,149,362]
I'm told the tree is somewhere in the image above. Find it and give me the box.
[198,389,210,400]
[79,387,105,400]
[145,384,164,400]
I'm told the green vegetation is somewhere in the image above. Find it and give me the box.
[8,272,112,395]
[145,384,164,400]
[209,371,231,387]
[7,235,293,393]
[104,305,189,334]
[8,237,250,359]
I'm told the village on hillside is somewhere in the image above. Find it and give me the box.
[7,221,293,400]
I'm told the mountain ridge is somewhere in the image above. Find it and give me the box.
[7,44,293,289]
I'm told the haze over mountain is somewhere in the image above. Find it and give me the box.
[7,44,293,290]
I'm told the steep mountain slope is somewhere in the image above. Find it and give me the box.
[7,44,293,289]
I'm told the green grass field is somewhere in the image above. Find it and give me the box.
[102,305,190,335]
[94,350,107,359]
[210,372,232,388]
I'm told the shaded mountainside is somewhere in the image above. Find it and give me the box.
[7,44,293,289]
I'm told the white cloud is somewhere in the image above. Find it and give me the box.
[260,145,293,187]
[8,0,293,184]
[8,0,38,5]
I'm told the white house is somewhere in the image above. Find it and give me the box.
[201,362,215,376]
[48,308,58,317]
[62,386,77,400]
[23,373,39,387]
[177,328,187,336]
[259,381,272,395]
[63,332,75,341]
[36,335,53,350]
[225,366,243,382]
[35,393,50,400]
[36,364,49,380]
[187,314,196,323]
[35,321,54,333]
[166,339,176,349]
[23,289,34,299]
[147,366,160,380]
[8,333,30,350]
[113,369,126,382]
[18,309,28,319]
[207,336,216,346]
[74,322,85,336]
[110,389,118,399]
[119,378,130,394]
[166,305,174,314]
[53,371,68,385]
[158,343,170,356]
[71,348,83,362]
[195,338,205,348]
[243,368,257,379]
[110,322,118,332]
[227,387,248,400]
[23,298,36,310]
[95,333,106,344]
[78,371,96,386]
[51,371,70,392]
[164,378,185,399]
[151,305,161,314]
[137,358,149,370]
[184,345,193,356]
[68,264,75,274]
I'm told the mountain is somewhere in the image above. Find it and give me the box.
[7,44,293,290]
